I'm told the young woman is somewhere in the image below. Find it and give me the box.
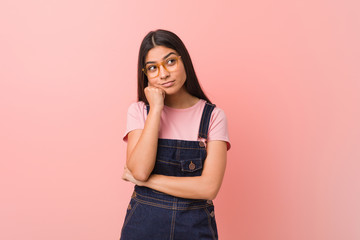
[120,29,231,240]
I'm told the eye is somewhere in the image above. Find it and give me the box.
[147,65,157,72]
[165,58,177,66]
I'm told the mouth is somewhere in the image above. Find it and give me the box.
[161,80,175,88]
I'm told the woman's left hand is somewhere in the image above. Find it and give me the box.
[122,165,146,186]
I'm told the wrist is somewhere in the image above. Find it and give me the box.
[142,174,155,188]
[149,106,163,114]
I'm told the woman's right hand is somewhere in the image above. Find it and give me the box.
[144,86,165,111]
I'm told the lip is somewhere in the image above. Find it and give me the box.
[161,80,175,88]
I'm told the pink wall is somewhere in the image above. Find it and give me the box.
[1,0,359,239]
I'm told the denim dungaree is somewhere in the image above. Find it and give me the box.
[120,102,218,240]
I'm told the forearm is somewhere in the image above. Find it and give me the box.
[124,141,227,200]
[127,108,162,181]
[143,174,220,200]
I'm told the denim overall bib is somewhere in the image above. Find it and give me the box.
[120,102,218,240]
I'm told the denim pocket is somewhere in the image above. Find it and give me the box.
[180,158,203,172]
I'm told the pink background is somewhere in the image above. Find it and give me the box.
[1,0,359,239]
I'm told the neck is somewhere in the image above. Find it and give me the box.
[164,87,199,109]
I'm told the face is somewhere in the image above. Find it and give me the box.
[144,46,187,95]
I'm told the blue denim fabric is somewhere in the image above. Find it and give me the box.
[120,102,218,240]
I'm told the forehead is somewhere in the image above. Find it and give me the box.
[145,46,178,62]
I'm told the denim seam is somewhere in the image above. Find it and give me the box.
[133,198,211,210]
[199,103,215,139]
[122,201,139,230]
[152,189,167,195]
[135,192,206,204]
[202,103,212,137]
[157,159,181,166]
[158,145,205,150]
[134,192,174,203]
[170,202,177,240]
[180,158,203,172]
[135,198,209,210]
[198,103,208,138]
[199,103,210,137]
[204,207,217,240]
[204,103,212,137]
[204,105,214,139]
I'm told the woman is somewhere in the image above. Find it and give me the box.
[120,29,231,240]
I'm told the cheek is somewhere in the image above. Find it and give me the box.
[178,65,187,81]
[147,78,156,86]
[181,72,187,83]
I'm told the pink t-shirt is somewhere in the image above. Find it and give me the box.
[123,99,231,150]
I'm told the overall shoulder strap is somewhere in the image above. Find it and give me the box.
[198,102,216,139]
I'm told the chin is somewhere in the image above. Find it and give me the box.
[163,88,177,95]
[161,85,179,95]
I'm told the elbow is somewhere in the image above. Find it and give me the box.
[201,181,220,200]
[131,169,151,182]
[127,162,151,182]
[206,188,219,200]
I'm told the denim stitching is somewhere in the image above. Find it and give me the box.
[135,191,206,204]
[206,104,214,138]
[198,103,209,138]
[122,201,139,230]
[199,103,208,136]
[203,103,212,136]
[204,207,217,240]
[198,103,215,139]
[133,198,211,210]
[135,198,211,210]
[199,104,209,138]
[169,202,177,240]
[205,103,213,136]
[157,159,181,166]
[135,192,174,203]
[158,145,204,150]
[180,158,203,172]
[152,189,167,195]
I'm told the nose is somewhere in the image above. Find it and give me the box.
[159,64,170,79]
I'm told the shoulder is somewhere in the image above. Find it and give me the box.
[207,103,231,150]
[210,105,228,123]
[128,101,146,111]
[123,101,147,142]
[198,100,228,126]
[127,101,147,116]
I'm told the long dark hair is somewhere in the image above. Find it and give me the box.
[137,29,212,105]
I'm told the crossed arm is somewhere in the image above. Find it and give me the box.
[123,115,227,200]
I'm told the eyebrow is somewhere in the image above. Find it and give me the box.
[145,52,177,65]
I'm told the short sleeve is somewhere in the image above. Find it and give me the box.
[123,102,147,142]
[207,107,231,150]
